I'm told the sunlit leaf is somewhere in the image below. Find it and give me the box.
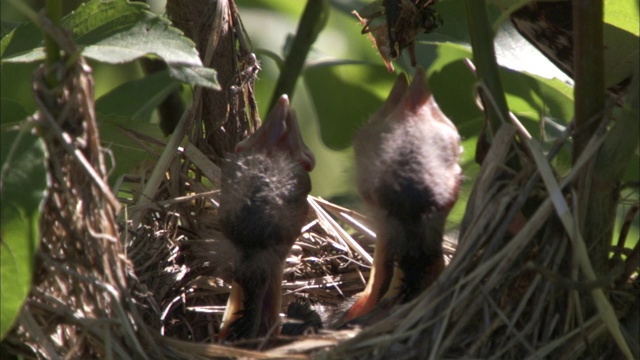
[0,0,218,89]
[423,41,574,226]
[486,0,639,87]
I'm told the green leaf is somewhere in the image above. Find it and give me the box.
[605,0,639,37]
[304,63,397,150]
[485,0,639,87]
[603,0,639,87]
[1,0,219,89]
[602,23,639,88]
[0,20,40,60]
[425,43,483,229]
[0,20,21,39]
[0,110,45,339]
[0,98,29,129]
[425,42,574,226]
[98,119,164,181]
[2,0,195,64]
[95,69,178,179]
[96,69,180,122]
[427,42,574,138]
[168,64,219,90]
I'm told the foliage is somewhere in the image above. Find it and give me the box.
[0,100,45,338]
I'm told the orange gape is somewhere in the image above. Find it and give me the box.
[218,96,315,341]
[346,67,461,322]
[344,237,394,321]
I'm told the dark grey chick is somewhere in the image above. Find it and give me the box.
[218,95,315,341]
[345,66,462,322]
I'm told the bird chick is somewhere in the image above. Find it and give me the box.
[218,95,314,342]
[346,66,461,321]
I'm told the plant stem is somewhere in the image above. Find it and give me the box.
[572,1,604,159]
[572,0,609,277]
[464,0,510,140]
[267,0,329,113]
[44,0,62,88]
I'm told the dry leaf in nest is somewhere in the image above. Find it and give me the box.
[353,0,442,71]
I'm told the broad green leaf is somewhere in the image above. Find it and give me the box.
[424,42,573,226]
[96,69,180,123]
[426,42,574,131]
[425,43,483,228]
[0,20,21,39]
[605,0,639,37]
[0,62,38,118]
[2,0,197,64]
[0,20,39,60]
[98,119,164,181]
[304,63,396,150]
[95,69,177,179]
[486,0,638,30]
[430,0,472,44]
[0,98,29,129]
[603,0,639,87]
[168,65,219,90]
[1,0,219,89]
[603,23,639,88]
[0,107,45,339]
[486,0,639,87]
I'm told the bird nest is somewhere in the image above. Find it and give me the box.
[7,59,638,359]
